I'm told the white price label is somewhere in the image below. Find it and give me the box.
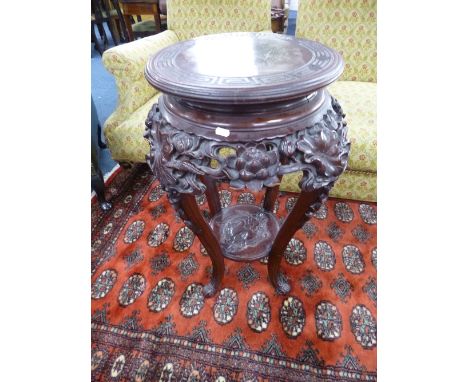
[215,127,230,137]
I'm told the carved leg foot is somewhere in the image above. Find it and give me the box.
[177,193,225,298]
[268,187,329,294]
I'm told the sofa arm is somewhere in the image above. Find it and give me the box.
[102,30,179,134]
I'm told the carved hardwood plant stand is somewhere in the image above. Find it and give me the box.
[144,32,350,297]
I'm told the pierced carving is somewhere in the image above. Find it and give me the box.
[145,104,207,197]
[278,96,350,192]
[227,143,280,191]
[145,96,350,199]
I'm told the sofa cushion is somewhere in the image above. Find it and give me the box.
[328,81,376,173]
[280,168,376,202]
[330,168,376,202]
[102,31,180,136]
[104,93,160,163]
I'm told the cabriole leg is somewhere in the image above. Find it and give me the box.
[267,187,329,294]
[177,193,225,297]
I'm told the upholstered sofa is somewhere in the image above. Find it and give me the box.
[102,0,376,202]
[282,0,377,201]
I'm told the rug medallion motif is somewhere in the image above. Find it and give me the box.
[91,165,377,381]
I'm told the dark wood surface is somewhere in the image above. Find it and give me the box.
[179,194,225,297]
[92,0,128,54]
[146,32,343,104]
[201,176,222,217]
[158,89,329,142]
[145,32,349,296]
[210,204,280,262]
[267,187,329,294]
[120,0,163,41]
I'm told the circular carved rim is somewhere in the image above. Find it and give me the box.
[145,32,344,104]
[159,90,329,142]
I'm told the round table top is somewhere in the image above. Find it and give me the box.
[145,32,344,104]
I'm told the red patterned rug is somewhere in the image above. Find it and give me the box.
[91,165,377,381]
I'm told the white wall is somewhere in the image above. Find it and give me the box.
[289,0,299,11]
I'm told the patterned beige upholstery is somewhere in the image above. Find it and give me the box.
[167,0,271,41]
[296,0,377,82]
[291,0,377,201]
[102,30,179,159]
